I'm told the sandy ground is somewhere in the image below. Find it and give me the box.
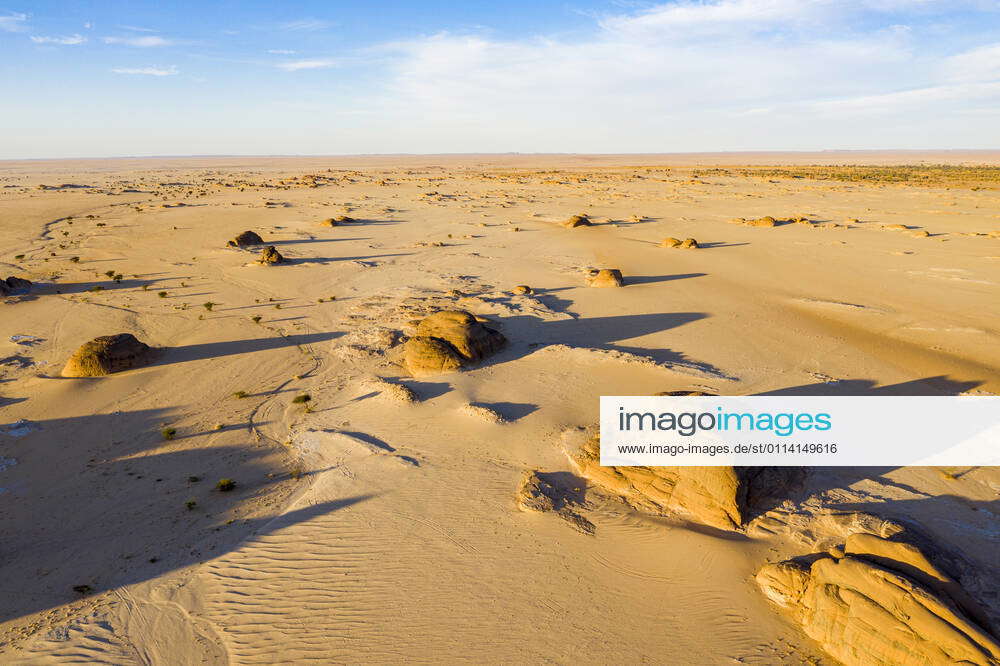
[1,153,998,664]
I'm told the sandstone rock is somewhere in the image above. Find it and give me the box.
[512,285,532,295]
[746,216,778,227]
[403,310,506,376]
[228,230,263,247]
[259,245,285,264]
[320,215,354,227]
[587,268,624,288]
[516,470,595,535]
[661,237,699,249]
[562,214,591,228]
[459,402,506,424]
[756,535,1000,666]
[1,276,32,297]
[62,333,152,377]
[403,336,464,375]
[569,434,801,531]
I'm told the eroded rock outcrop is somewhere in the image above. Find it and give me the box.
[661,237,699,249]
[259,246,285,264]
[587,268,624,288]
[62,333,152,377]
[228,230,263,247]
[756,533,1000,666]
[569,434,802,531]
[0,276,32,297]
[516,470,594,534]
[403,310,506,376]
[562,214,591,228]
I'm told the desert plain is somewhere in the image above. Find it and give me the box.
[1,151,999,664]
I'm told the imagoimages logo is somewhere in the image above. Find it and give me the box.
[618,405,832,437]
[600,395,1000,467]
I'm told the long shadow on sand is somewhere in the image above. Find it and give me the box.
[262,237,371,246]
[759,376,982,396]
[0,406,376,625]
[626,273,706,286]
[148,332,343,367]
[487,311,731,379]
[758,375,984,497]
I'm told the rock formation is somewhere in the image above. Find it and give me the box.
[756,532,1000,666]
[587,268,624,288]
[320,215,354,227]
[62,333,152,377]
[228,230,263,247]
[569,434,802,531]
[661,237,699,249]
[259,246,285,264]
[562,214,591,228]
[0,276,32,297]
[403,310,506,376]
[516,470,595,534]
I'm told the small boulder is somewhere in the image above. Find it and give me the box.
[661,237,698,249]
[259,246,285,264]
[587,269,624,288]
[512,285,532,295]
[562,214,591,228]
[746,216,778,227]
[1,276,32,297]
[403,310,506,377]
[62,333,152,377]
[228,230,264,247]
[320,215,354,227]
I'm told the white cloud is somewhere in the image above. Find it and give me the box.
[103,35,173,47]
[0,11,28,32]
[119,25,157,32]
[941,42,1000,83]
[111,65,178,76]
[362,0,996,151]
[279,19,332,32]
[276,59,338,71]
[31,33,87,45]
[83,22,92,30]
[268,49,297,55]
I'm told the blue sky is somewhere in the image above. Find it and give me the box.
[2,1,999,158]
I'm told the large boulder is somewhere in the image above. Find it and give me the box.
[228,230,263,247]
[0,276,32,297]
[403,310,506,376]
[756,534,1000,666]
[62,333,152,377]
[569,434,802,531]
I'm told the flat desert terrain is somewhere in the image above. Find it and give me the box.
[1,152,999,664]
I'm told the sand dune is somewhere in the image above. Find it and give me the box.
[1,154,998,664]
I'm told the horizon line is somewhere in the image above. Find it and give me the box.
[5,148,1000,163]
